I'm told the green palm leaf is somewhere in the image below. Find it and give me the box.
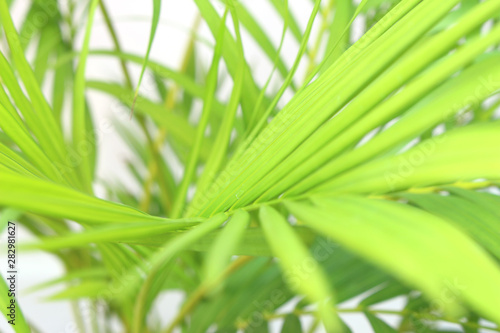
[1,0,500,332]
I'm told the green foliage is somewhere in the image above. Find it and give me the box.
[1,0,500,332]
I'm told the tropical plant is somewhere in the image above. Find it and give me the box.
[1,0,500,332]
